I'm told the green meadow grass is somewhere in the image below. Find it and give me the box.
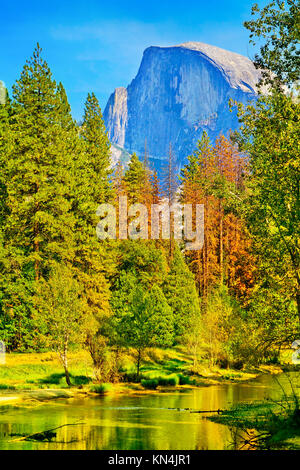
[0,347,261,392]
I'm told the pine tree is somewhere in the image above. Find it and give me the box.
[181,133,254,301]
[163,244,200,340]
[0,45,77,349]
[72,92,112,325]
[162,144,179,257]
[81,92,112,203]
[123,153,147,204]
[6,44,76,280]
[0,84,10,225]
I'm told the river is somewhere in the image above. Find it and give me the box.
[0,373,299,450]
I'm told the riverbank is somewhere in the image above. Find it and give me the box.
[0,349,284,404]
[209,374,300,450]
[1,372,299,451]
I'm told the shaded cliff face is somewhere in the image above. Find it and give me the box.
[104,42,261,168]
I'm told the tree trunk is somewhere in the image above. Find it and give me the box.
[297,290,300,326]
[59,342,71,386]
[63,362,71,387]
[136,348,142,381]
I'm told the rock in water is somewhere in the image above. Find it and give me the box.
[104,42,262,169]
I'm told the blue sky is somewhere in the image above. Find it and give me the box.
[0,0,267,120]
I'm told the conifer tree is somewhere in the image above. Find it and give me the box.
[72,92,112,325]
[162,144,179,257]
[0,85,10,225]
[5,44,76,280]
[81,92,112,203]
[163,244,200,340]
[0,45,79,348]
[181,133,254,301]
[124,153,147,204]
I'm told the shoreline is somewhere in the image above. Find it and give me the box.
[0,365,284,406]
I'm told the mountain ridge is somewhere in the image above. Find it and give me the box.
[104,42,261,170]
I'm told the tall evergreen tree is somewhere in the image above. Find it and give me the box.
[124,153,147,204]
[0,45,78,349]
[6,44,76,280]
[71,92,112,326]
[81,92,112,203]
[163,244,200,340]
[0,84,10,225]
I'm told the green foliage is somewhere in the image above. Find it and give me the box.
[72,92,112,324]
[0,384,16,390]
[199,285,252,367]
[35,264,93,348]
[39,372,91,386]
[233,91,300,330]
[141,379,159,389]
[124,153,147,204]
[210,390,300,449]
[157,374,179,386]
[90,383,112,394]
[119,285,174,349]
[87,334,121,383]
[8,44,76,274]
[81,92,112,203]
[0,45,113,352]
[34,263,96,385]
[163,244,200,340]
[178,374,196,385]
[114,240,168,287]
[111,281,174,377]
[142,370,181,386]
[0,45,78,349]
[244,0,300,89]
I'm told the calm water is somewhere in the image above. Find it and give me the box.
[0,373,299,450]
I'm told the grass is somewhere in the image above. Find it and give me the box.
[0,347,268,394]
[209,385,300,450]
[90,383,112,394]
[0,350,94,390]
[141,373,181,388]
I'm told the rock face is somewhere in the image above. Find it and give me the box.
[104,42,261,169]
[0,81,6,105]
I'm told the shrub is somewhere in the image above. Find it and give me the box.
[178,374,191,385]
[88,336,121,383]
[0,384,16,390]
[39,373,92,386]
[90,383,112,394]
[72,375,92,385]
[166,375,180,386]
[157,374,180,386]
[141,379,159,390]
[39,373,65,385]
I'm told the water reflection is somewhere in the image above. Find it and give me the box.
[0,373,298,450]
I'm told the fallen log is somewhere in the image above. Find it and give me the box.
[167,407,223,414]
[10,420,85,442]
[190,409,223,414]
